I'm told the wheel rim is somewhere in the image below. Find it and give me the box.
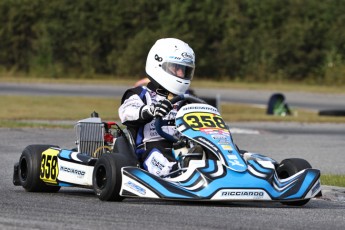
[95,165,107,189]
[19,158,28,181]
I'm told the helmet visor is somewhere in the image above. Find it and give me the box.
[162,62,194,80]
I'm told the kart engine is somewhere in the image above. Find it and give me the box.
[75,117,107,158]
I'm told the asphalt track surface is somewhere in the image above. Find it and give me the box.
[1,82,345,229]
[1,82,345,111]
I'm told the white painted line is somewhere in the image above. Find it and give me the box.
[230,128,260,135]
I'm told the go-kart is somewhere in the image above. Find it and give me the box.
[13,94,321,206]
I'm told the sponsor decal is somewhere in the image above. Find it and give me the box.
[168,56,181,61]
[151,157,164,171]
[229,159,245,167]
[59,166,85,178]
[182,106,218,113]
[226,153,245,167]
[221,145,232,150]
[125,181,146,195]
[197,137,220,154]
[202,129,230,138]
[212,134,227,140]
[181,52,194,59]
[227,154,238,160]
[311,181,321,195]
[218,140,230,145]
[201,128,220,134]
[218,129,230,135]
[212,134,231,145]
[182,59,193,64]
[221,191,265,197]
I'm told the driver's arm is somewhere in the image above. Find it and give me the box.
[119,89,153,126]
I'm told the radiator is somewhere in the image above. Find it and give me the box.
[75,117,105,158]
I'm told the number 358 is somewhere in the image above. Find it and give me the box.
[184,113,227,130]
[40,149,59,183]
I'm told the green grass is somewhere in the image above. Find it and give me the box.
[0,120,71,129]
[321,175,345,187]
[1,95,345,128]
[0,95,119,121]
[193,80,345,94]
[221,103,345,123]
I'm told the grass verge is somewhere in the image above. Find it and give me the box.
[1,95,345,128]
[321,175,345,187]
[1,95,118,122]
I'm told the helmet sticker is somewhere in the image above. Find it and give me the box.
[168,56,181,60]
[181,52,193,59]
[155,54,163,62]
[182,59,194,64]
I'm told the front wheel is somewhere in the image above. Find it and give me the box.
[277,158,312,206]
[93,153,129,201]
[18,145,61,192]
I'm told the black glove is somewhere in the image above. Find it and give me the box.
[140,104,155,120]
[154,99,173,117]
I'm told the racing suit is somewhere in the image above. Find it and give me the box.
[119,82,178,177]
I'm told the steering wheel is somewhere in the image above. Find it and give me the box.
[154,94,207,142]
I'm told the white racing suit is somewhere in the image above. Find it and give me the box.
[119,83,179,177]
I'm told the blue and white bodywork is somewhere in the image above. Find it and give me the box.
[120,103,321,202]
[14,96,321,205]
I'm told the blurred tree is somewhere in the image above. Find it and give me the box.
[0,0,43,72]
[0,0,344,84]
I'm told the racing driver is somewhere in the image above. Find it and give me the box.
[119,38,196,177]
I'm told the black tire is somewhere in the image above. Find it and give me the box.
[93,153,129,201]
[19,145,61,192]
[276,158,312,206]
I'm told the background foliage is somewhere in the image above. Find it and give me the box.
[0,0,344,84]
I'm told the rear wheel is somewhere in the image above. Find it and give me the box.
[277,158,312,206]
[93,153,130,201]
[19,145,61,192]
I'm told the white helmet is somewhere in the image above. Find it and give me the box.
[145,38,195,95]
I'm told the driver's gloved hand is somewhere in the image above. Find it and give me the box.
[154,99,173,117]
[140,104,156,120]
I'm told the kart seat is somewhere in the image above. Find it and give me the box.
[112,129,138,165]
